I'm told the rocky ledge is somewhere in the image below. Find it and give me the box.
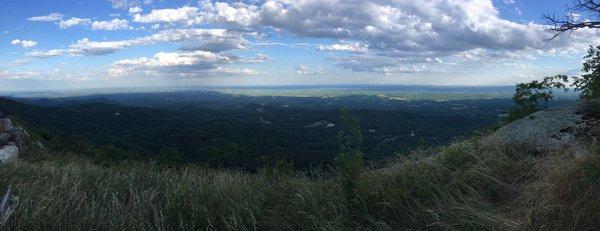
[0,110,30,222]
[488,100,599,155]
[0,110,29,164]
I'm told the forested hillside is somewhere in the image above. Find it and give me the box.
[0,100,598,230]
[0,92,534,169]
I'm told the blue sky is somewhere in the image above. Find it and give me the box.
[0,0,598,92]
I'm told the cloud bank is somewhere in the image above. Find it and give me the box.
[13,0,600,81]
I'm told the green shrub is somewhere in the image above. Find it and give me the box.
[259,158,294,181]
[335,108,365,228]
[575,45,600,99]
[509,75,569,121]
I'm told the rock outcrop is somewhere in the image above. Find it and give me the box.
[0,110,29,163]
[0,145,18,164]
[0,119,11,132]
[0,110,26,224]
[488,100,599,154]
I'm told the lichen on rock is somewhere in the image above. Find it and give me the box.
[0,119,13,133]
[0,114,30,164]
[488,101,599,155]
[4,128,30,151]
[0,144,18,164]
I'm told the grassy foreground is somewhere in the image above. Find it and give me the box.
[1,136,599,230]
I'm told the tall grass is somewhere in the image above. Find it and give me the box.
[518,142,600,230]
[0,136,599,230]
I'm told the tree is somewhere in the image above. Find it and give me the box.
[512,45,600,121]
[575,45,600,99]
[510,75,569,120]
[336,108,364,227]
[544,1,600,99]
[544,0,600,40]
[514,75,569,109]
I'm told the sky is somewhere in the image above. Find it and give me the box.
[1,0,599,92]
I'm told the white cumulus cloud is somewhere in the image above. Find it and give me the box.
[11,39,37,48]
[196,1,260,27]
[91,19,132,31]
[27,13,64,21]
[30,28,248,57]
[132,6,199,24]
[128,6,143,15]
[295,65,326,75]
[108,50,256,78]
[317,42,369,53]
[109,0,152,9]
[121,0,600,74]
[59,17,91,29]
[18,0,600,80]
[131,2,260,27]
[28,49,67,58]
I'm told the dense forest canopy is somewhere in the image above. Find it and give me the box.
[2,88,570,170]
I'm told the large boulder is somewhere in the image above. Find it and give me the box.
[0,144,18,164]
[0,119,13,133]
[3,128,29,150]
[488,102,589,152]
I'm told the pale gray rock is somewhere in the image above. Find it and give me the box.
[488,103,583,151]
[4,128,29,150]
[0,119,13,133]
[0,144,18,164]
